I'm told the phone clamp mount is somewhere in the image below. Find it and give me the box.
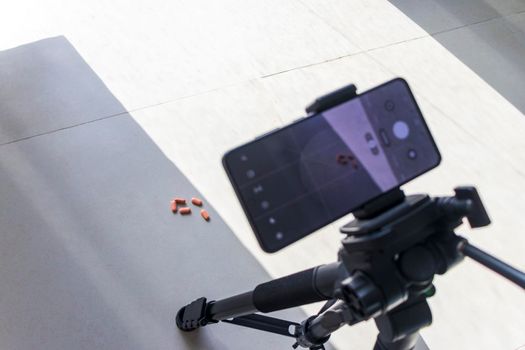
[176,84,525,350]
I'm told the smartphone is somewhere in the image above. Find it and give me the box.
[223,78,441,253]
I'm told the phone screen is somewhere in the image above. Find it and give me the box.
[223,78,441,252]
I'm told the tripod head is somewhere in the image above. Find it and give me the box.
[289,186,498,349]
[338,186,488,319]
[176,184,524,349]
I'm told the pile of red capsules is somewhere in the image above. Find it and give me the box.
[336,153,358,169]
[170,197,210,221]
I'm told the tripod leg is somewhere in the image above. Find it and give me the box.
[373,298,432,350]
[373,333,421,350]
[176,263,341,331]
[223,314,300,337]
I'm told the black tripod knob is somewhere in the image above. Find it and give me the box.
[398,246,437,285]
[339,272,383,320]
[454,186,491,228]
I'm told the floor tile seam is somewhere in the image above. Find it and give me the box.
[292,4,525,180]
[0,111,131,147]
[427,8,525,39]
[3,6,524,147]
[0,81,248,147]
[295,0,433,54]
[298,0,524,55]
[1,51,374,148]
[364,8,525,52]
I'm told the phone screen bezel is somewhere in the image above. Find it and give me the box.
[222,77,441,253]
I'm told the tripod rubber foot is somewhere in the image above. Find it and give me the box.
[176,297,209,331]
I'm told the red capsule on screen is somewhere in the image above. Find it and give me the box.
[336,154,349,165]
[174,198,186,204]
[170,200,178,213]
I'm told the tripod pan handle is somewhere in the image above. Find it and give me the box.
[253,263,340,313]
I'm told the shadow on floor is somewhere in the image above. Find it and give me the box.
[388,0,525,114]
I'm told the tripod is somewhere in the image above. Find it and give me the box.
[176,85,525,350]
[177,186,524,349]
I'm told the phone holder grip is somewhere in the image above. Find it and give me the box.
[305,84,357,114]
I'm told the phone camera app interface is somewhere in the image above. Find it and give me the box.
[227,79,439,251]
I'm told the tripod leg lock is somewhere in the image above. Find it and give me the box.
[292,316,331,350]
[176,297,217,331]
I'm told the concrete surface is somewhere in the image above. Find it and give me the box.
[1,1,524,349]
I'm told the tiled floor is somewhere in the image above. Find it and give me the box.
[1,1,524,349]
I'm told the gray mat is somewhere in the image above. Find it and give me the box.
[0,37,320,350]
[0,37,126,145]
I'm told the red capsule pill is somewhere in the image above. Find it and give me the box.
[174,198,186,204]
[200,209,210,221]
[179,207,192,215]
[170,200,177,213]
[191,197,203,206]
